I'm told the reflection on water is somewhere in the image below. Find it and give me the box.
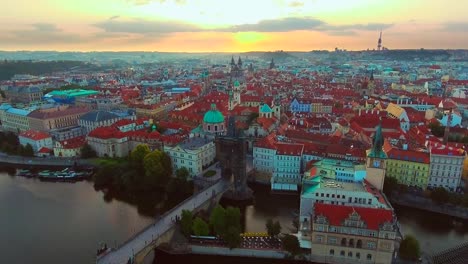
[0,170,154,264]
[394,205,468,253]
[223,183,468,254]
[2,168,467,264]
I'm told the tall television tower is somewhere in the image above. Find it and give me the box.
[377,30,382,51]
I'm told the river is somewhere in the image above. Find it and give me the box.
[0,171,154,264]
[1,171,467,264]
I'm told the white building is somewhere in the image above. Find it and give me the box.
[253,134,277,174]
[428,145,465,192]
[271,143,304,191]
[18,130,53,152]
[53,136,86,157]
[164,136,216,177]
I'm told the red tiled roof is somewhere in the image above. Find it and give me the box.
[387,148,430,163]
[276,143,304,156]
[429,145,465,156]
[19,130,51,141]
[314,203,393,231]
[38,147,52,153]
[28,106,89,119]
[58,136,86,149]
[88,126,126,139]
[254,133,277,149]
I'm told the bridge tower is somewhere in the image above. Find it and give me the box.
[215,115,253,200]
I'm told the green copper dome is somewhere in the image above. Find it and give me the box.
[203,104,225,124]
[233,80,240,87]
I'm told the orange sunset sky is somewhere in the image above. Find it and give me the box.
[2,0,468,52]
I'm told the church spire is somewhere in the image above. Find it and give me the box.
[237,56,242,68]
[368,119,387,158]
[231,56,235,66]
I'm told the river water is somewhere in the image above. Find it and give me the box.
[1,172,467,264]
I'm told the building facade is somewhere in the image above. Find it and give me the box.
[28,105,89,132]
[310,203,397,264]
[53,136,86,157]
[386,148,430,190]
[428,146,465,192]
[271,143,304,191]
[18,130,53,152]
[1,107,32,133]
[78,110,124,134]
[164,137,216,177]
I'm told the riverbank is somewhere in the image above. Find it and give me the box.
[0,152,95,169]
[390,192,468,220]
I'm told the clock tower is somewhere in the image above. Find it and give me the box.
[366,120,387,191]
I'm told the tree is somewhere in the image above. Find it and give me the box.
[23,143,34,157]
[80,143,97,159]
[180,210,193,237]
[224,206,241,232]
[192,217,209,236]
[431,187,450,204]
[176,167,190,179]
[399,235,420,260]
[130,144,150,168]
[161,151,173,177]
[383,176,399,197]
[94,164,119,188]
[209,205,226,236]
[143,150,170,187]
[272,221,282,237]
[282,234,301,256]
[0,90,5,98]
[266,219,282,237]
[224,226,242,249]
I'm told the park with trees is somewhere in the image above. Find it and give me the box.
[92,144,193,216]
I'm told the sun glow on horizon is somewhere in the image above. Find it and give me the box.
[0,0,467,51]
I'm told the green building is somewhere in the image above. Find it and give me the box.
[385,148,430,190]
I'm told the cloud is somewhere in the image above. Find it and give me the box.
[218,17,325,32]
[2,23,84,45]
[31,23,61,32]
[93,18,201,34]
[109,15,120,20]
[443,22,468,32]
[91,17,393,39]
[289,1,304,7]
[321,23,394,31]
[326,30,357,36]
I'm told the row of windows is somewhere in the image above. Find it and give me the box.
[431,165,462,171]
[276,156,301,161]
[329,249,372,260]
[431,157,463,165]
[430,178,458,184]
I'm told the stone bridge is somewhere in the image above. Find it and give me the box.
[96,179,231,264]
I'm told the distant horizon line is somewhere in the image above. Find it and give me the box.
[1,48,467,54]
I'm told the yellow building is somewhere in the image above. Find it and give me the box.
[386,148,430,190]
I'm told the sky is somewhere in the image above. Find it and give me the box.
[1,0,468,52]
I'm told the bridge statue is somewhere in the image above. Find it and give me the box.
[215,115,253,200]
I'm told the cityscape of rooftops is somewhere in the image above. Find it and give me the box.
[0,1,468,264]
